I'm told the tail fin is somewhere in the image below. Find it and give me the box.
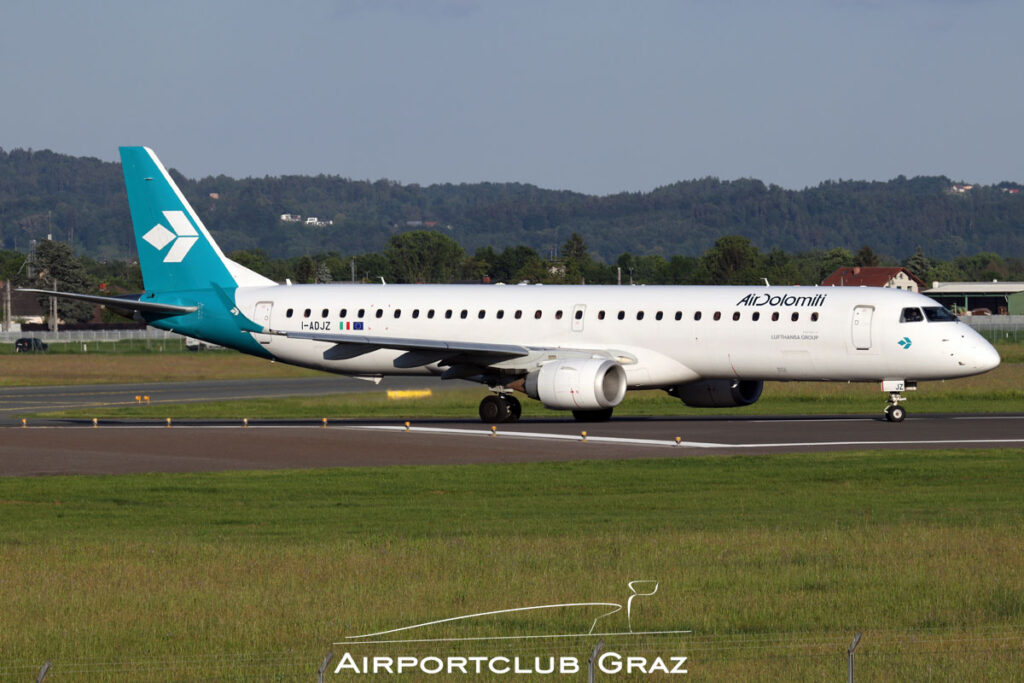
[120,147,274,292]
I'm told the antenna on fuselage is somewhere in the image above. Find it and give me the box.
[763,278,770,286]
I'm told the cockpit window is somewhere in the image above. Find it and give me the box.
[900,307,924,323]
[923,306,957,322]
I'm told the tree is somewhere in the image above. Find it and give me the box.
[354,252,392,283]
[558,233,592,283]
[30,239,94,323]
[696,235,762,285]
[294,256,316,284]
[902,247,932,282]
[561,233,588,263]
[385,230,466,283]
[229,249,273,278]
[817,247,854,282]
[854,245,881,267]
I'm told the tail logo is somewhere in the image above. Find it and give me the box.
[142,211,199,263]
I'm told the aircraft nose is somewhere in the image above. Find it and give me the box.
[974,339,1001,372]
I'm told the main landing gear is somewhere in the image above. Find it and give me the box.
[881,380,916,423]
[478,393,522,423]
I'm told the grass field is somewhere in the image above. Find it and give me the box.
[3,342,1023,679]
[1,451,1023,680]
[0,349,319,387]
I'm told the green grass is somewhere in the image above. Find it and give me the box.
[2,451,1023,680]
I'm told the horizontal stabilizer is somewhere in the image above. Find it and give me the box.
[17,289,197,314]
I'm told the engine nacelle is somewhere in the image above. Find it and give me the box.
[668,379,763,408]
[524,358,627,411]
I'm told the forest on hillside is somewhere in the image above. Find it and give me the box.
[2,147,1023,264]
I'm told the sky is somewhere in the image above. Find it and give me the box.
[1,0,1022,195]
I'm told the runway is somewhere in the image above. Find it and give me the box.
[2,412,1023,477]
[2,377,1023,476]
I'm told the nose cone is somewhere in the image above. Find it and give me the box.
[974,339,1001,373]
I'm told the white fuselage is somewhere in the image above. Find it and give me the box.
[233,283,1000,387]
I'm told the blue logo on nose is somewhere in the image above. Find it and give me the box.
[897,337,912,349]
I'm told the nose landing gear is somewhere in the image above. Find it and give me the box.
[881,380,916,423]
[884,397,906,423]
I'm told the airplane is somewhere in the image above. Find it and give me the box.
[22,147,1001,424]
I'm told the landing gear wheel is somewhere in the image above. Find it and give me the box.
[505,395,522,423]
[884,404,906,423]
[572,408,614,422]
[479,394,512,423]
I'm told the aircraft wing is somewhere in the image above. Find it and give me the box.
[16,289,198,314]
[283,330,531,366]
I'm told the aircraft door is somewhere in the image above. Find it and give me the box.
[571,304,586,332]
[253,301,274,345]
[851,305,873,350]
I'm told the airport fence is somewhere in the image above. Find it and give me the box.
[960,315,1024,343]
[0,328,208,353]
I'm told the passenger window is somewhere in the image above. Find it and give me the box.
[445,310,453,319]
[555,310,563,320]
[412,309,420,319]
[674,311,682,321]
[427,309,435,319]
[636,311,645,321]
[791,312,799,321]
[694,311,702,321]
[771,312,779,321]
[732,311,740,321]
[752,311,760,321]
[339,308,347,318]
[655,311,663,321]
[617,311,625,320]
[534,310,542,319]
[303,309,311,318]
[321,308,329,318]
[394,309,401,318]
[574,310,583,320]
[358,308,365,318]
[375,309,384,318]
[497,310,504,319]
[713,311,721,321]
[460,310,468,319]
[515,310,523,319]
[286,309,294,318]
[598,310,606,320]
[900,307,924,323]
[810,312,818,322]
[478,310,485,319]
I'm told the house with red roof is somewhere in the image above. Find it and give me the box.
[821,266,926,293]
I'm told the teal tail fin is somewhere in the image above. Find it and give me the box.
[119,147,273,293]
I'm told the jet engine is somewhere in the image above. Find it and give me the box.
[668,379,763,408]
[524,358,627,411]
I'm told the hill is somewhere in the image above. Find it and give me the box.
[1,147,1022,261]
